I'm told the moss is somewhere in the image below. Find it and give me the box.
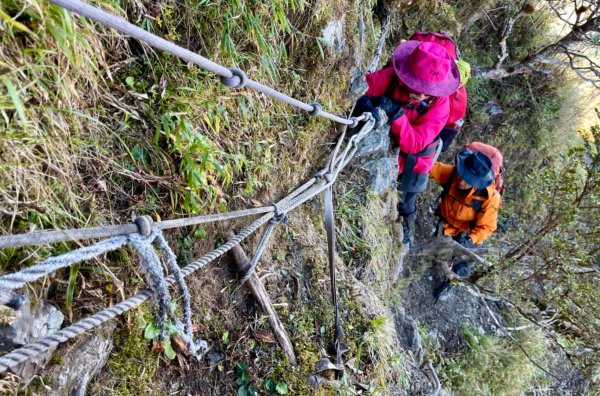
[95,313,162,396]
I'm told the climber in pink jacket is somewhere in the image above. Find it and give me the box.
[355,41,460,246]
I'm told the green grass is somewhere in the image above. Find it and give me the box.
[439,325,549,396]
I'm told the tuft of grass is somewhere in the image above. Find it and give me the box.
[440,325,549,396]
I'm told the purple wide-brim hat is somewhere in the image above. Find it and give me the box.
[393,40,461,97]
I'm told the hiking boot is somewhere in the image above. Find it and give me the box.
[452,261,473,279]
[401,212,417,247]
[433,279,454,302]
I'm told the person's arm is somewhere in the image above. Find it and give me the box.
[468,192,501,244]
[429,162,454,185]
[364,68,395,97]
[390,96,450,154]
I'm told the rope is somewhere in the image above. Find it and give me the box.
[48,0,364,127]
[129,229,206,358]
[0,207,275,249]
[0,213,273,374]
[0,112,376,375]
[0,236,129,290]
[239,221,277,285]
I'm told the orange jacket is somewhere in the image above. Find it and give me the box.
[430,162,501,244]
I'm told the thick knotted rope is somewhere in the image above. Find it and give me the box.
[0,113,376,374]
[129,228,207,358]
[0,236,129,290]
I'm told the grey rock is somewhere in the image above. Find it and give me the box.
[394,312,423,365]
[207,350,226,371]
[355,114,390,158]
[41,322,116,396]
[428,329,438,340]
[321,17,346,54]
[349,72,368,98]
[361,157,397,194]
[0,295,64,353]
[0,294,64,379]
[483,101,504,116]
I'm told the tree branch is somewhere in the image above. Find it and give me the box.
[494,9,526,68]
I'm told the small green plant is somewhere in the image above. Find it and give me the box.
[236,363,258,396]
[260,378,288,395]
[156,112,248,213]
[334,188,370,263]
[143,307,180,361]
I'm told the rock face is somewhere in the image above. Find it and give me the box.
[0,296,64,353]
[41,322,116,396]
[321,17,346,54]
[0,294,115,395]
[354,109,399,195]
[393,309,423,365]
[0,294,64,379]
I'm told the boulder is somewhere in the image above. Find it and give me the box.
[0,294,64,379]
[355,111,390,158]
[0,296,63,352]
[360,157,397,195]
[354,112,399,195]
[321,17,346,54]
[41,322,116,396]
[393,310,423,365]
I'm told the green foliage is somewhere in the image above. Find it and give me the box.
[334,188,369,263]
[156,112,247,213]
[236,363,258,396]
[493,123,600,378]
[441,325,548,395]
[142,305,180,360]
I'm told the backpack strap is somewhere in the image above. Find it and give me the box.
[469,189,488,212]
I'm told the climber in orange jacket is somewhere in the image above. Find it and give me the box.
[430,148,500,247]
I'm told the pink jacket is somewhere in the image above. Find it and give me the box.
[365,67,450,174]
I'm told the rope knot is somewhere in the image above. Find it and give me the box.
[220,67,248,89]
[271,203,288,223]
[348,117,360,128]
[134,215,154,237]
[308,103,322,117]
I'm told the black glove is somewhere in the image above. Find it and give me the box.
[372,96,405,122]
[355,95,382,128]
[459,235,474,248]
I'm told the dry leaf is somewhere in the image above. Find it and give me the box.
[172,335,189,356]
[253,331,276,344]
[151,339,163,354]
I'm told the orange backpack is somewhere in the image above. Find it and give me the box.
[464,142,505,196]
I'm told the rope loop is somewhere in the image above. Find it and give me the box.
[134,215,154,237]
[308,103,322,117]
[220,67,248,89]
[348,117,360,128]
